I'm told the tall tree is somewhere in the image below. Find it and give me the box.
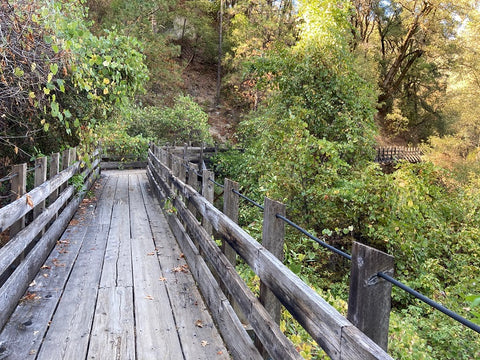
[223,0,297,108]
[351,0,473,141]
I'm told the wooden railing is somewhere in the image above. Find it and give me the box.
[0,148,101,330]
[147,144,393,360]
[375,146,422,163]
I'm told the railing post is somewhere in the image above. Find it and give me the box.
[255,197,285,358]
[201,169,214,236]
[60,148,71,193]
[49,153,60,205]
[199,142,204,170]
[259,197,285,325]
[70,147,77,164]
[347,241,394,351]
[222,178,249,325]
[33,157,47,220]
[10,163,26,237]
[222,179,239,265]
[187,164,199,217]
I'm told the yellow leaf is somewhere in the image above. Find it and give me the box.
[103,78,110,85]
[14,146,19,154]
[103,87,109,95]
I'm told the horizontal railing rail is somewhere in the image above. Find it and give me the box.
[0,147,101,330]
[147,144,393,360]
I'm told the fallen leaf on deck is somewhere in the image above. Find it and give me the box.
[52,259,65,267]
[147,252,156,256]
[172,264,189,273]
[145,295,154,300]
[43,273,48,278]
[217,351,223,355]
[159,277,167,282]
[195,320,204,328]
[69,219,79,226]
[41,265,51,270]
[201,340,209,347]
[21,292,41,302]
[26,194,34,208]
[29,280,36,287]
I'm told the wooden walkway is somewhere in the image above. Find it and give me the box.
[0,170,229,360]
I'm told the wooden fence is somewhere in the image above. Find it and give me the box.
[147,145,393,360]
[0,148,101,330]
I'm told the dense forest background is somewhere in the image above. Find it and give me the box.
[1,0,480,358]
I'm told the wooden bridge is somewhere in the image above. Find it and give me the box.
[0,147,392,359]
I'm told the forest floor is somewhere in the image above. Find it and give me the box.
[181,60,241,144]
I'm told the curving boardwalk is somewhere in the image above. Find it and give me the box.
[0,170,229,360]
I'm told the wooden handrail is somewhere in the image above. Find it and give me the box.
[0,148,101,331]
[147,146,393,360]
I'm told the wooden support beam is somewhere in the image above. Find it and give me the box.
[49,153,60,207]
[259,197,285,325]
[202,169,214,237]
[10,163,26,237]
[347,242,394,351]
[33,157,47,220]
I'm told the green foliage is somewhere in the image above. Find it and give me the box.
[467,295,480,324]
[0,0,149,164]
[127,95,212,145]
[97,119,150,160]
[223,0,297,107]
[69,173,86,194]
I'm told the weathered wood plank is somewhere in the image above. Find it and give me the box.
[128,174,184,359]
[0,185,74,278]
[259,197,285,325]
[35,223,110,360]
[100,161,147,170]
[0,166,98,332]
[347,242,394,351]
[148,167,299,360]
[148,150,393,360]
[9,163,26,237]
[87,286,135,360]
[0,163,79,233]
[87,174,135,360]
[34,157,47,220]
[140,174,230,360]
[98,175,132,288]
[35,171,112,359]
[0,188,100,359]
[148,167,263,360]
[340,326,394,360]
[49,153,60,207]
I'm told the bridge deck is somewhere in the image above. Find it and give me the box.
[0,170,229,360]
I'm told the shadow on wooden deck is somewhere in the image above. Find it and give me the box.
[0,170,229,360]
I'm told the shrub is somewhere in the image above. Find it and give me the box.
[128,95,212,145]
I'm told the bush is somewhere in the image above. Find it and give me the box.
[127,95,212,145]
